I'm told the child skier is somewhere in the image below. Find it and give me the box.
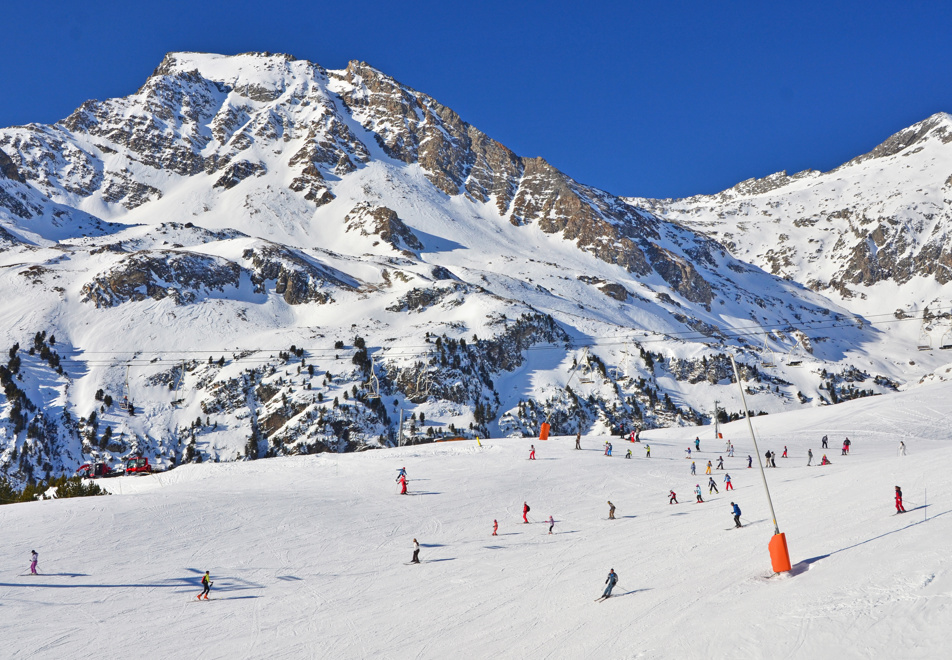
[691,461,696,476]
[895,486,906,513]
[716,456,724,470]
[411,538,421,563]
[30,550,38,575]
[607,501,616,519]
[607,442,613,457]
[529,445,536,460]
[669,490,678,504]
[625,449,632,459]
[645,444,651,458]
[705,460,712,475]
[695,437,701,451]
[396,467,407,479]
[548,515,555,534]
[493,519,498,536]
[686,447,692,459]
[602,569,618,599]
[782,445,788,458]
[398,474,408,494]
[523,501,530,523]
[807,448,813,466]
[198,571,212,600]
[731,502,742,528]
[724,473,733,490]
[820,454,831,465]
[695,484,704,503]
[727,444,734,457]
[708,477,719,494]
[747,455,753,468]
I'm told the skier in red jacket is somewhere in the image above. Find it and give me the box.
[895,486,906,513]
[523,501,530,523]
[493,519,498,535]
[398,474,408,494]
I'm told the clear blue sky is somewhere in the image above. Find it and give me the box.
[3,0,950,199]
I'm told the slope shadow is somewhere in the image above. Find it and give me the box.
[787,508,950,575]
[407,491,441,496]
[34,573,89,577]
[425,558,456,563]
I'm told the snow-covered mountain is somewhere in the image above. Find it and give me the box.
[626,113,952,304]
[0,52,946,484]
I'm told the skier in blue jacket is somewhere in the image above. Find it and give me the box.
[603,569,618,598]
[731,502,742,528]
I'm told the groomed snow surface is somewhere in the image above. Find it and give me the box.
[2,383,950,660]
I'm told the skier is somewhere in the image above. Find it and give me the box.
[708,477,719,495]
[747,455,753,468]
[841,440,848,456]
[782,445,788,458]
[690,461,696,476]
[695,437,701,451]
[685,447,692,459]
[523,501,530,523]
[705,460,712,475]
[398,474,408,494]
[645,444,651,458]
[411,538,421,563]
[695,484,704,503]
[529,444,536,460]
[635,429,641,443]
[764,450,772,468]
[724,473,733,490]
[198,571,211,600]
[807,448,813,466]
[607,442,613,457]
[29,549,38,575]
[821,435,828,449]
[576,432,581,450]
[771,452,777,468]
[602,568,618,599]
[625,449,632,459]
[898,441,906,456]
[396,467,407,479]
[607,501,616,520]
[669,490,678,504]
[731,502,742,528]
[844,438,851,454]
[493,519,498,536]
[727,443,734,457]
[716,456,724,470]
[895,486,906,514]
[820,454,831,465]
[629,430,636,443]
[548,515,555,534]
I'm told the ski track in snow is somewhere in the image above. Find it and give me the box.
[1,384,952,658]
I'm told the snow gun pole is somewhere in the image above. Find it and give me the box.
[730,355,791,573]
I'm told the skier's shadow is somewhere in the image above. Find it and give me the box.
[426,558,456,563]
[407,491,441,496]
[420,543,445,547]
[612,588,652,598]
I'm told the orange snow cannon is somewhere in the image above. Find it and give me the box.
[769,532,792,573]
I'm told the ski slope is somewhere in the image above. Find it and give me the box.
[2,382,950,659]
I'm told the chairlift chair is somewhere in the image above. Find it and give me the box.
[366,358,382,399]
[940,328,952,351]
[917,324,933,351]
[759,333,776,368]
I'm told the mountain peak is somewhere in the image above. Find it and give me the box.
[845,111,952,167]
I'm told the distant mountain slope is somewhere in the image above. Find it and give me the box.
[626,113,952,301]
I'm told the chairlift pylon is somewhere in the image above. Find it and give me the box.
[172,361,186,407]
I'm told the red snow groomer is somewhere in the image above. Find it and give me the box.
[75,462,117,479]
[123,456,153,475]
